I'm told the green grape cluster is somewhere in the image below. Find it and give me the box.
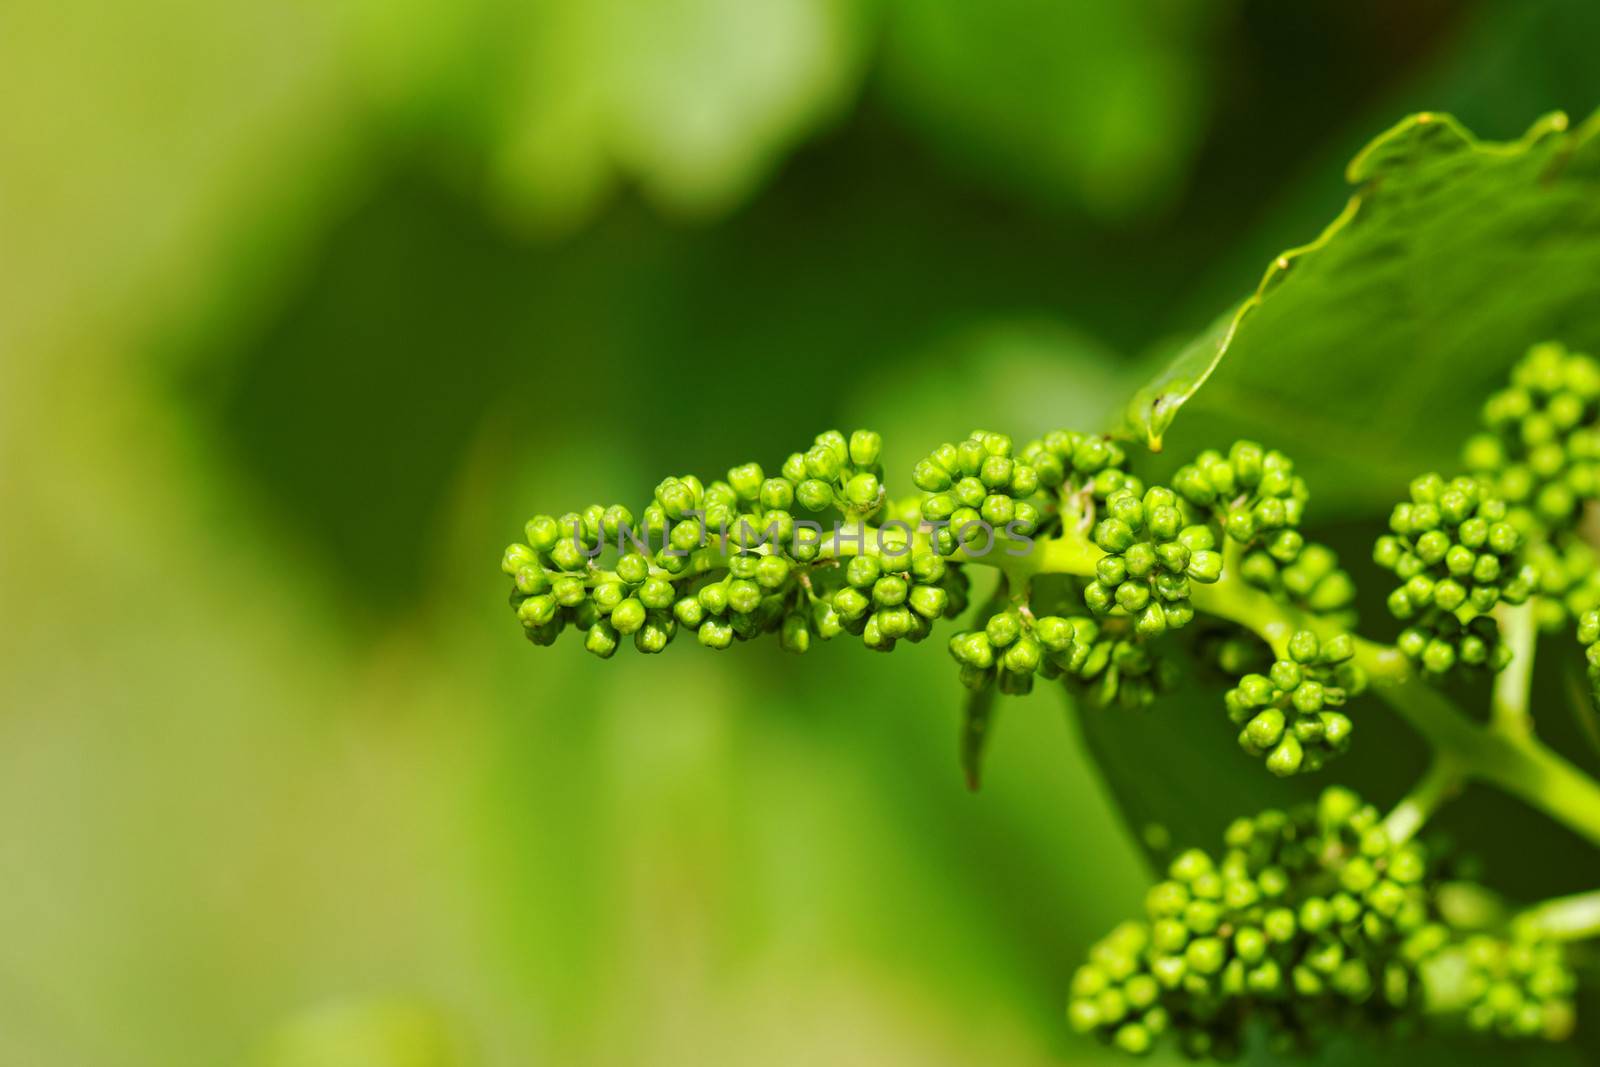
[1173,440,1303,559]
[1463,343,1600,647]
[1526,538,1600,632]
[501,428,972,660]
[1448,932,1577,1040]
[1064,619,1181,710]
[947,610,1080,696]
[1374,473,1535,674]
[915,430,1045,553]
[1068,787,1570,1059]
[779,428,889,517]
[819,546,969,653]
[1016,430,1143,516]
[1463,341,1600,535]
[1580,610,1600,702]
[1224,630,1362,777]
[1241,541,1359,623]
[947,610,1179,705]
[1085,486,1222,636]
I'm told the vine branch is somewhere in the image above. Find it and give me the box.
[998,525,1600,853]
[1382,757,1465,846]
[1491,600,1537,738]
[1518,889,1600,941]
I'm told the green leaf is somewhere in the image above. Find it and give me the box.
[1097,109,1600,890]
[1120,109,1600,516]
[1117,198,1358,453]
[490,0,871,229]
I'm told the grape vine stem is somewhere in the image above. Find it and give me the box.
[1491,601,1537,738]
[1518,888,1600,941]
[996,527,1600,852]
[1382,757,1465,846]
[673,519,1600,852]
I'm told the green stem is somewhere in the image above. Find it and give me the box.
[1491,600,1537,738]
[1185,571,1600,850]
[1382,757,1466,846]
[637,517,1600,851]
[1517,889,1600,941]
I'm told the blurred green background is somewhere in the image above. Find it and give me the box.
[4,1,1600,1064]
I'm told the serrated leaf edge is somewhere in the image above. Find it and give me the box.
[1126,108,1592,451]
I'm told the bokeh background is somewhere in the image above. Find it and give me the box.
[5,1,1600,1064]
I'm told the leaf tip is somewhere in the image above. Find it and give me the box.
[1146,390,1187,448]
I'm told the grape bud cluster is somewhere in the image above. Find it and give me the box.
[503,429,1381,768]
[501,429,973,661]
[783,428,889,516]
[1017,430,1143,513]
[1173,443,1359,623]
[1463,341,1600,535]
[1086,487,1222,636]
[1528,538,1600,632]
[1069,787,1575,1058]
[500,359,1598,1061]
[1448,932,1577,1040]
[821,547,969,653]
[915,431,1044,554]
[1374,474,1535,674]
[1173,443,1301,559]
[1580,610,1600,702]
[1462,343,1600,650]
[948,610,1080,696]
[1224,630,1361,776]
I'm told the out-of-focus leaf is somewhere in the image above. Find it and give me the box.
[1121,109,1600,514]
[878,0,1221,219]
[489,0,871,229]
[0,0,350,387]
[851,319,1135,453]
[257,998,464,1067]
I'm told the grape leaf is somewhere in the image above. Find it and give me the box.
[1121,109,1600,517]
[1090,109,1600,882]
